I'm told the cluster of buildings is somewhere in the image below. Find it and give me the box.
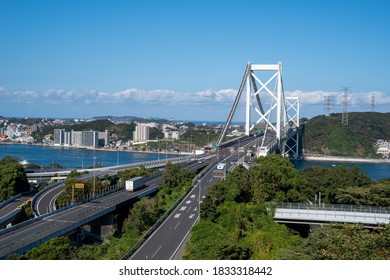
[0,119,38,143]
[376,140,390,158]
[132,121,189,143]
[0,116,201,150]
[54,129,110,148]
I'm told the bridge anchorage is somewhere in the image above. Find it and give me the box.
[217,62,301,159]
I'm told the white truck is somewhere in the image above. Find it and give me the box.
[257,146,270,157]
[125,176,145,192]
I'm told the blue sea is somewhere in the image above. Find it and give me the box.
[1,144,389,180]
[291,159,390,181]
[0,144,180,169]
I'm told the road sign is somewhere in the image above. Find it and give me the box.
[74,183,84,189]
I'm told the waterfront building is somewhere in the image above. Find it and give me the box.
[98,130,110,146]
[83,131,98,147]
[64,131,72,146]
[133,124,149,142]
[72,131,83,147]
[53,129,65,146]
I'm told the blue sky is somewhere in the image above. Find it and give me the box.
[0,0,389,121]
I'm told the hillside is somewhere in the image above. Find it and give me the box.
[302,112,390,157]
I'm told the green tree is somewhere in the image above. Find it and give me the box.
[25,236,75,260]
[123,197,159,233]
[287,223,390,260]
[0,156,29,201]
[250,154,304,202]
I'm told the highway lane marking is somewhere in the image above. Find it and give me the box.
[36,184,63,216]
[151,246,162,259]
[43,218,74,223]
[173,222,180,231]
[0,219,53,244]
[186,206,192,213]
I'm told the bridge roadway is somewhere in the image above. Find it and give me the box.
[32,156,191,217]
[0,194,34,228]
[0,159,207,259]
[274,202,390,225]
[0,157,192,229]
[128,137,261,260]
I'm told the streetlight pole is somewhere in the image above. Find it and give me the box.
[158,139,160,160]
[197,179,201,222]
[93,156,96,197]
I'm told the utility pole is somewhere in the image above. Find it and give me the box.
[341,86,350,125]
[371,92,376,112]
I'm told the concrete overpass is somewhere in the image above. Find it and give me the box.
[274,202,390,226]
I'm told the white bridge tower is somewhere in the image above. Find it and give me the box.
[217,62,300,158]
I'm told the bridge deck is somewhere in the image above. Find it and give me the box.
[274,202,390,225]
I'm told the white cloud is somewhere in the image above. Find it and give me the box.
[0,85,389,118]
[286,90,390,106]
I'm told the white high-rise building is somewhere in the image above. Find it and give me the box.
[133,124,149,142]
[72,131,83,147]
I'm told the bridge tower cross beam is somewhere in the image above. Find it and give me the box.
[284,96,300,158]
[217,62,295,152]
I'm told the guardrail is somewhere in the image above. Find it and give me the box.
[273,202,390,214]
[0,194,22,210]
[120,160,213,260]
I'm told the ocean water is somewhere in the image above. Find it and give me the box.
[1,144,389,180]
[291,159,390,180]
[0,144,180,169]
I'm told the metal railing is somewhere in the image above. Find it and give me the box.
[273,202,390,214]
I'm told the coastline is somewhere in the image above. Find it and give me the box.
[2,142,185,156]
[304,154,390,164]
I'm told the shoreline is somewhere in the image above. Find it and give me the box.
[303,154,390,164]
[2,142,187,156]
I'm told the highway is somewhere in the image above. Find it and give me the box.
[34,171,110,216]
[0,172,166,259]
[0,159,206,259]
[129,138,257,260]
[0,136,263,259]
[32,157,191,217]
[0,194,33,228]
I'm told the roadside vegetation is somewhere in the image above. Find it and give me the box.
[0,156,30,201]
[183,154,390,260]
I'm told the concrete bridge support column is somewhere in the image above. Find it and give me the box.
[83,213,115,240]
